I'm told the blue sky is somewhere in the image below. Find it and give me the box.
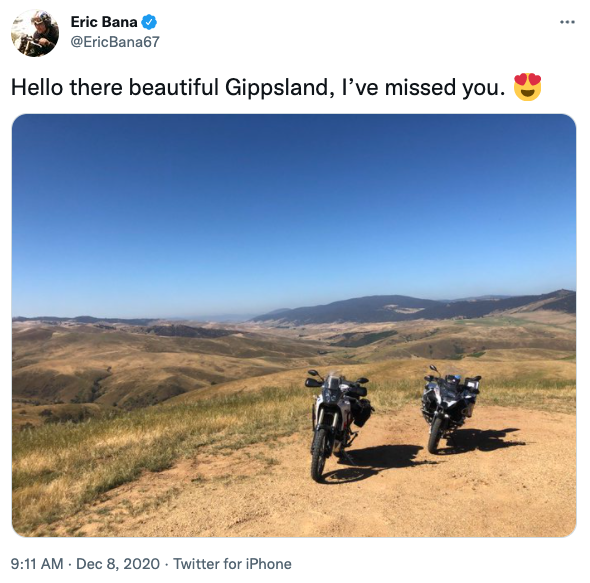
[12,115,576,318]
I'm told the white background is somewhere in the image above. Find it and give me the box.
[3,1,587,581]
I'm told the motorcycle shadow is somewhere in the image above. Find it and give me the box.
[322,444,436,485]
[438,427,525,455]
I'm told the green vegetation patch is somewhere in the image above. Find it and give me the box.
[333,330,398,348]
[454,316,535,327]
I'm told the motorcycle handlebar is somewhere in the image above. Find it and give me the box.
[20,35,43,49]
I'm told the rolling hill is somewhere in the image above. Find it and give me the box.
[11,322,337,415]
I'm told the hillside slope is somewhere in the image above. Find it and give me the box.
[12,323,334,409]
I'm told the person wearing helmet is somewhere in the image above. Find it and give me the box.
[31,11,59,54]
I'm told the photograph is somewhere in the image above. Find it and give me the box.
[11,9,59,57]
[12,114,576,537]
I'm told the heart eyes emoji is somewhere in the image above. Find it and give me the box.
[514,73,542,101]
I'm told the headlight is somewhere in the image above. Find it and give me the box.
[322,389,339,403]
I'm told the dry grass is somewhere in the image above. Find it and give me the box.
[13,386,310,535]
[477,378,575,413]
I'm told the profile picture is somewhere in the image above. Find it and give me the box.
[11,9,59,57]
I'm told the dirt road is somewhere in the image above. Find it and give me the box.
[69,406,575,537]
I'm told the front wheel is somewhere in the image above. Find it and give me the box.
[428,416,444,454]
[311,428,328,482]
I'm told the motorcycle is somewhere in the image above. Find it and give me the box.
[305,369,373,482]
[421,364,481,454]
[16,35,45,57]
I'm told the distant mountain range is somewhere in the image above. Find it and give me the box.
[252,289,576,325]
[12,290,576,328]
[12,314,255,325]
[12,315,157,326]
